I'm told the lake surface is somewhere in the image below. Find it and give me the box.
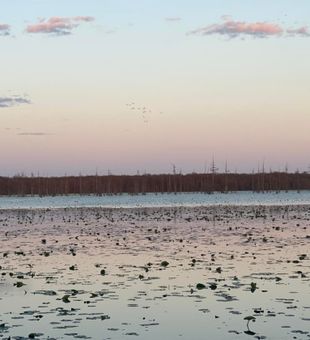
[1,191,310,209]
[0,206,309,339]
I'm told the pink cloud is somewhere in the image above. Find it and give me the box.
[26,16,94,36]
[0,23,10,36]
[189,18,284,38]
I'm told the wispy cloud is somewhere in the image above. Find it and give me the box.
[189,18,283,38]
[26,16,95,36]
[165,17,182,22]
[0,24,10,36]
[287,26,310,37]
[0,96,31,108]
[17,132,54,136]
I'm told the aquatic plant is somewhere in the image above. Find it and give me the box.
[196,283,206,290]
[250,282,257,293]
[62,295,71,303]
[244,316,256,335]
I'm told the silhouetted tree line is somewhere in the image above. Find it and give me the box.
[0,172,310,196]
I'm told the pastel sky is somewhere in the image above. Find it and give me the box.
[1,0,310,175]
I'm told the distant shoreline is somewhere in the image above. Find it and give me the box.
[0,189,309,198]
[1,172,310,196]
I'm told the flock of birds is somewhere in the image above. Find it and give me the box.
[125,102,164,124]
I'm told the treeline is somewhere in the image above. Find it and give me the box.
[0,172,310,196]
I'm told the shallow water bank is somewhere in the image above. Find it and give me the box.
[1,191,310,210]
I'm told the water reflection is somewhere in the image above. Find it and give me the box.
[0,205,309,339]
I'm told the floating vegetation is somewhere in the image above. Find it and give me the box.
[209,283,217,290]
[244,316,256,335]
[62,295,71,303]
[0,205,309,339]
[250,282,257,293]
[196,283,206,290]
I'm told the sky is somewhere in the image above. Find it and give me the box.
[1,0,310,176]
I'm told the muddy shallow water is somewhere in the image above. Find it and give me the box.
[0,205,309,339]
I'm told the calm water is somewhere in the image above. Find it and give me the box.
[0,206,309,339]
[1,191,310,209]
